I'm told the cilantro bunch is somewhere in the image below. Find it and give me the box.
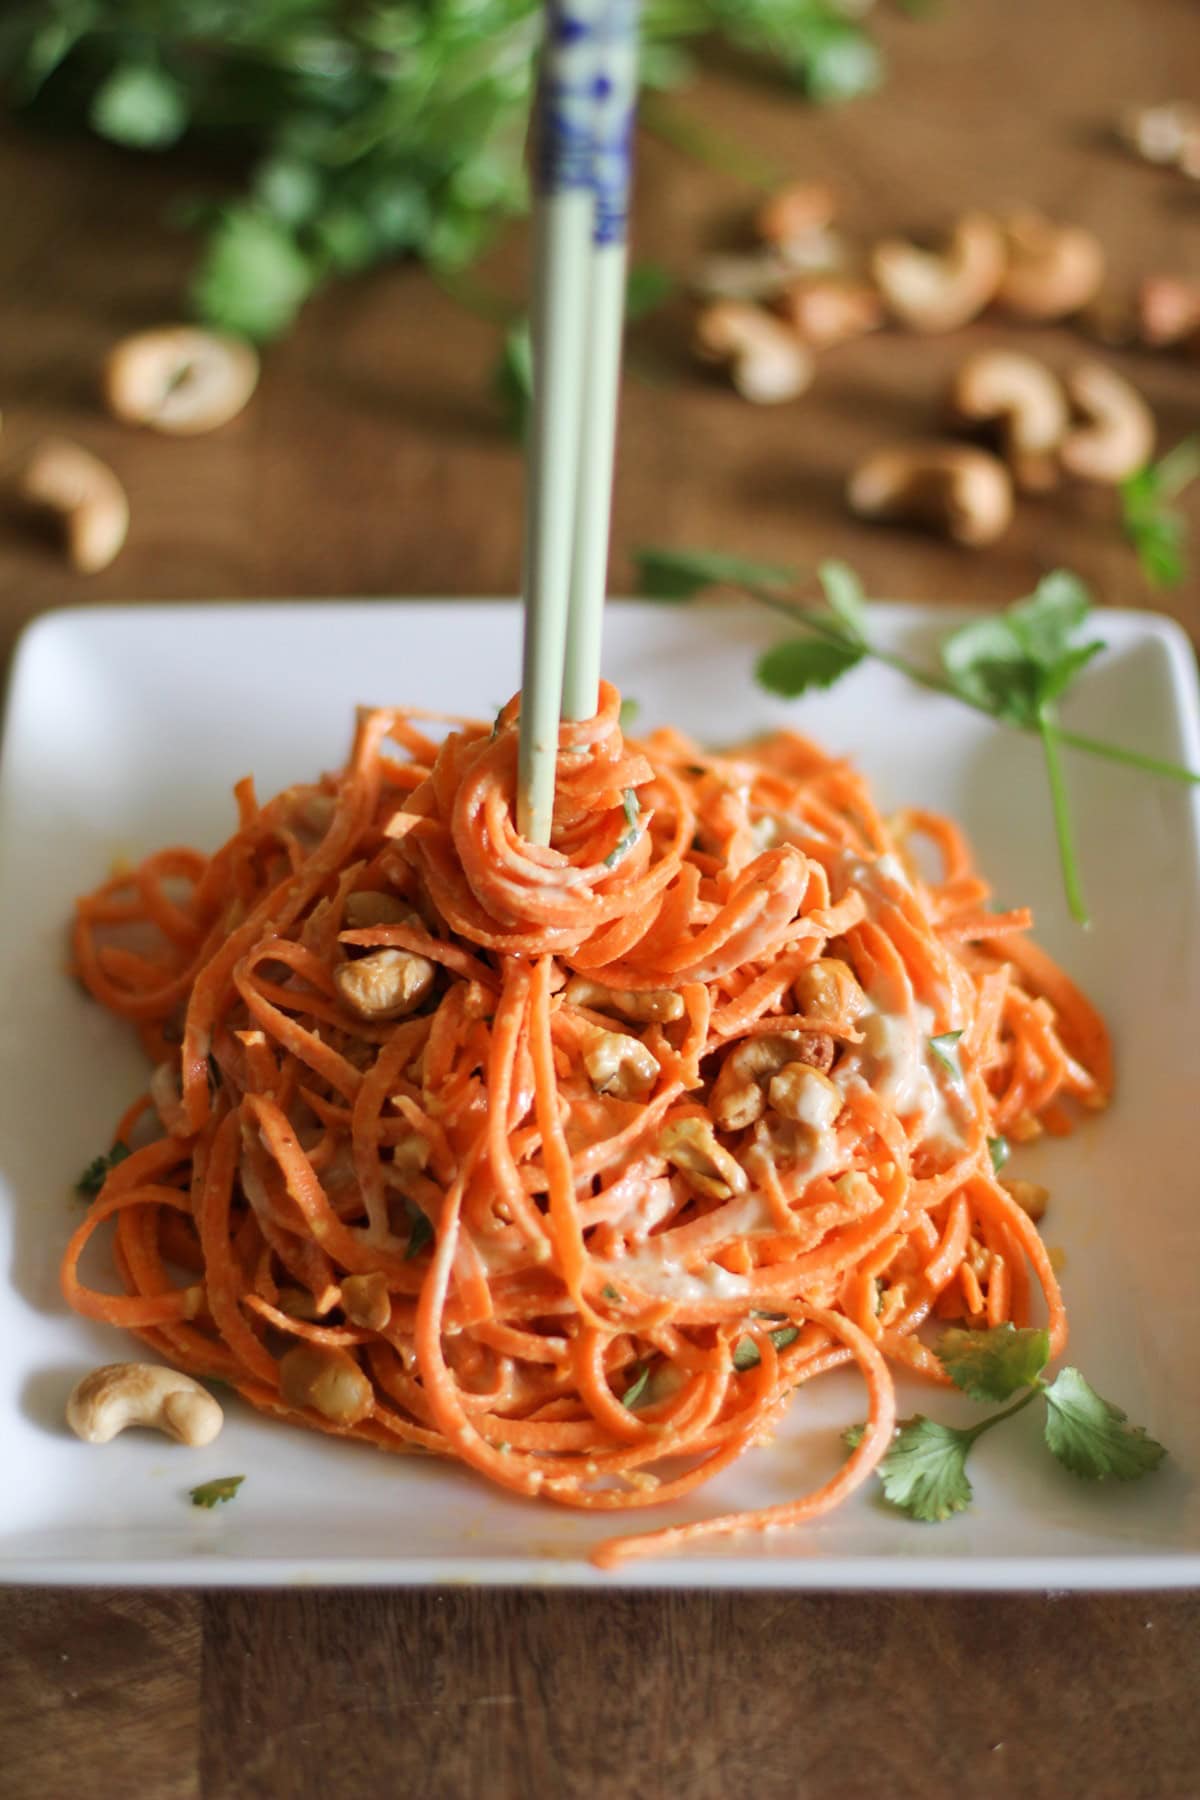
[0,0,896,342]
[846,1326,1165,1522]
[634,549,1200,926]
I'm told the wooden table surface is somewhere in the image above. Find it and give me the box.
[2,0,1198,1794]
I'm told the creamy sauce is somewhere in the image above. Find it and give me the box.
[597,1249,751,1305]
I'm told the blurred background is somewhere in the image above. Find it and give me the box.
[0,0,1197,665]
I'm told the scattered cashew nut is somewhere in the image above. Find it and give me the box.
[67,1363,223,1446]
[343,889,413,929]
[775,277,883,349]
[340,1271,392,1332]
[995,211,1105,321]
[792,958,865,1028]
[950,350,1070,492]
[1120,102,1200,174]
[21,438,129,573]
[1137,275,1200,350]
[847,441,1014,546]
[710,1030,834,1132]
[1004,1178,1049,1223]
[582,1027,659,1101]
[564,976,684,1024]
[659,1118,747,1201]
[767,1063,843,1132]
[693,301,814,404]
[871,212,1005,333]
[1059,361,1155,483]
[279,1342,373,1425]
[104,326,260,435]
[755,180,837,250]
[334,946,436,1020]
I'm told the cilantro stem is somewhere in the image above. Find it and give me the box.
[961,1383,1042,1445]
[750,589,1200,786]
[1038,708,1089,926]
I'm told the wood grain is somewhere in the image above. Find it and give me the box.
[1,0,1199,1792]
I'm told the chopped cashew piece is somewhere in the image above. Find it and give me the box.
[659,1118,747,1201]
[792,958,865,1027]
[871,212,1005,333]
[279,1343,373,1425]
[104,327,260,434]
[950,350,1069,492]
[755,180,837,249]
[710,1031,834,1132]
[343,890,415,929]
[847,441,1014,546]
[21,439,129,573]
[564,977,684,1024]
[768,1064,843,1132]
[775,277,882,349]
[1137,275,1200,349]
[340,1271,392,1332]
[334,947,435,1020]
[694,301,814,404]
[995,212,1105,321]
[582,1028,659,1100]
[1004,1178,1049,1223]
[1060,362,1155,483]
[67,1363,222,1446]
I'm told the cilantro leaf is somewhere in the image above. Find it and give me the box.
[622,1363,652,1409]
[937,1324,1050,1403]
[191,206,314,342]
[1121,437,1200,589]
[625,262,674,322]
[403,1199,433,1260]
[755,637,863,698]
[875,1416,975,1522]
[941,571,1103,728]
[618,697,640,731]
[76,1142,131,1197]
[601,1282,624,1304]
[1042,1367,1167,1482]
[189,1475,244,1509]
[928,1030,964,1080]
[987,1135,1010,1174]
[494,317,533,441]
[89,63,188,151]
[817,559,869,643]
[604,792,642,868]
[732,1325,800,1371]
[843,1421,866,1450]
[635,547,797,602]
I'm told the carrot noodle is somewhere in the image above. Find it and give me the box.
[64,685,1108,1568]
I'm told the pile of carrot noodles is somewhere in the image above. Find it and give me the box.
[65,683,1110,1567]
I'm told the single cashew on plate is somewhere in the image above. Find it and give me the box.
[950,350,1069,492]
[871,212,1005,334]
[847,441,1014,546]
[21,439,129,573]
[995,212,1105,321]
[104,327,260,434]
[67,1363,223,1446]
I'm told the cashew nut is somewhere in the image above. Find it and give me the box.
[995,212,1105,321]
[343,889,414,930]
[691,252,797,304]
[694,301,814,404]
[1059,362,1155,483]
[659,1118,747,1201]
[582,1027,659,1101]
[334,947,435,1020]
[1137,275,1200,350]
[792,958,865,1027]
[756,180,837,249]
[340,1271,392,1332]
[564,976,684,1024]
[66,1363,223,1446]
[279,1343,373,1425]
[767,1063,843,1132]
[950,350,1069,493]
[104,327,260,435]
[871,212,1005,333]
[1003,1178,1049,1223]
[847,441,1014,546]
[775,277,882,349]
[711,1030,834,1132]
[1120,101,1200,171]
[21,439,129,573]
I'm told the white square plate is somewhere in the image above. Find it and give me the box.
[1,600,1198,1588]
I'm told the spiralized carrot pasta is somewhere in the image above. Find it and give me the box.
[65,683,1110,1567]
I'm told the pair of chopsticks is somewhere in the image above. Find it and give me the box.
[517,0,640,846]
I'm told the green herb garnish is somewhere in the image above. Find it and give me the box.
[633,549,1200,926]
[189,1475,244,1509]
[403,1198,434,1260]
[987,1135,1010,1173]
[604,790,642,869]
[76,1142,131,1197]
[846,1326,1166,1523]
[1120,437,1200,589]
[622,1363,652,1409]
[928,1030,964,1081]
[732,1325,800,1371]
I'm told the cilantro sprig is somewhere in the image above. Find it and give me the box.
[635,548,1200,927]
[1120,437,1200,589]
[189,1475,245,1509]
[846,1326,1165,1523]
[76,1142,131,1197]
